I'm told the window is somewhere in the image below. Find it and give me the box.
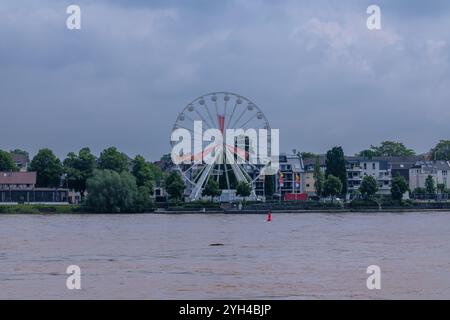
[364,163,367,170]
[372,163,376,170]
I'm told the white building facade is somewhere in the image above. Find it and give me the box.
[409,161,450,191]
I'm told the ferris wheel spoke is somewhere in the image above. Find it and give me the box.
[237,114,257,129]
[203,101,218,128]
[194,109,214,129]
[185,110,209,127]
[184,113,197,124]
[183,162,202,175]
[233,146,259,171]
[231,107,248,129]
[227,101,238,128]
[174,125,196,135]
[224,161,231,189]
[223,98,229,118]
[214,100,219,118]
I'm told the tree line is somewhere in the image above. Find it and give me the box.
[1,139,449,209]
[301,140,450,161]
[0,147,183,212]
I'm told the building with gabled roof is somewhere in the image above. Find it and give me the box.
[0,171,69,204]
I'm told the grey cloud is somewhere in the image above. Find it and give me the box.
[1,0,449,160]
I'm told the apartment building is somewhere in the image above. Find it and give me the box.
[302,155,326,196]
[346,157,391,195]
[276,153,304,197]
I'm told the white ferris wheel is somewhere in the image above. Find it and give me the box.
[171,92,273,201]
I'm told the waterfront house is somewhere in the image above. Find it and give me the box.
[302,155,326,196]
[409,161,450,192]
[0,171,69,204]
[346,157,392,196]
[274,152,307,200]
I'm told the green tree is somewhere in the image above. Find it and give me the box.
[425,175,436,194]
[0,150,17,171]
[86,170,145,213]
[412,187,426,195]
[359,175,379,198]
[359,141,415,157]
[134,186,155,213]
[323,175,343,197]
[165,171,185,200]
[202,179,222,201]
[148,162,165,185]
[437,183,446,194]
[301,152,317,159]
[98,147,129,173]
[63,147,96,199]
[325,146,347,195]
[390,174,409,200]
[430,140,450,161]
[313,156,324,197]
[236,181,252,199]
[358,149,378,159]
[132,155,155,193]
[30,148,63,187]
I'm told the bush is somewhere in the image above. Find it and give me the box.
[359,175,378,198]
[348,198,411,208]
[85,170,154,213]
[0,205,80,214]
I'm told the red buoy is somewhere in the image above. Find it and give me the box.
[267,211,272,222]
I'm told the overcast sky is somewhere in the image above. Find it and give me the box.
[1,0,450,160]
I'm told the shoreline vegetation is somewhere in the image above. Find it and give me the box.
[2,140,450,214]
[2,202,450,214]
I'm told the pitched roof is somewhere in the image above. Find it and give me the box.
[302,155,326,167]
[412,161,450,171]
[10,153,29,165]
[0,172,36,185]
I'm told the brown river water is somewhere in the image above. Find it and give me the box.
[0,212,450,299]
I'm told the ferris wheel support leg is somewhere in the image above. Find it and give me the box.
[189,163,213,200]
[189,150,222,201]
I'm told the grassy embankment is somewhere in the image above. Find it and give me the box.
[0,204,81,214]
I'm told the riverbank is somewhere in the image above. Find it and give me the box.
[0,204,81,214]
[157,208,450,214]
[2,204,450,214]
